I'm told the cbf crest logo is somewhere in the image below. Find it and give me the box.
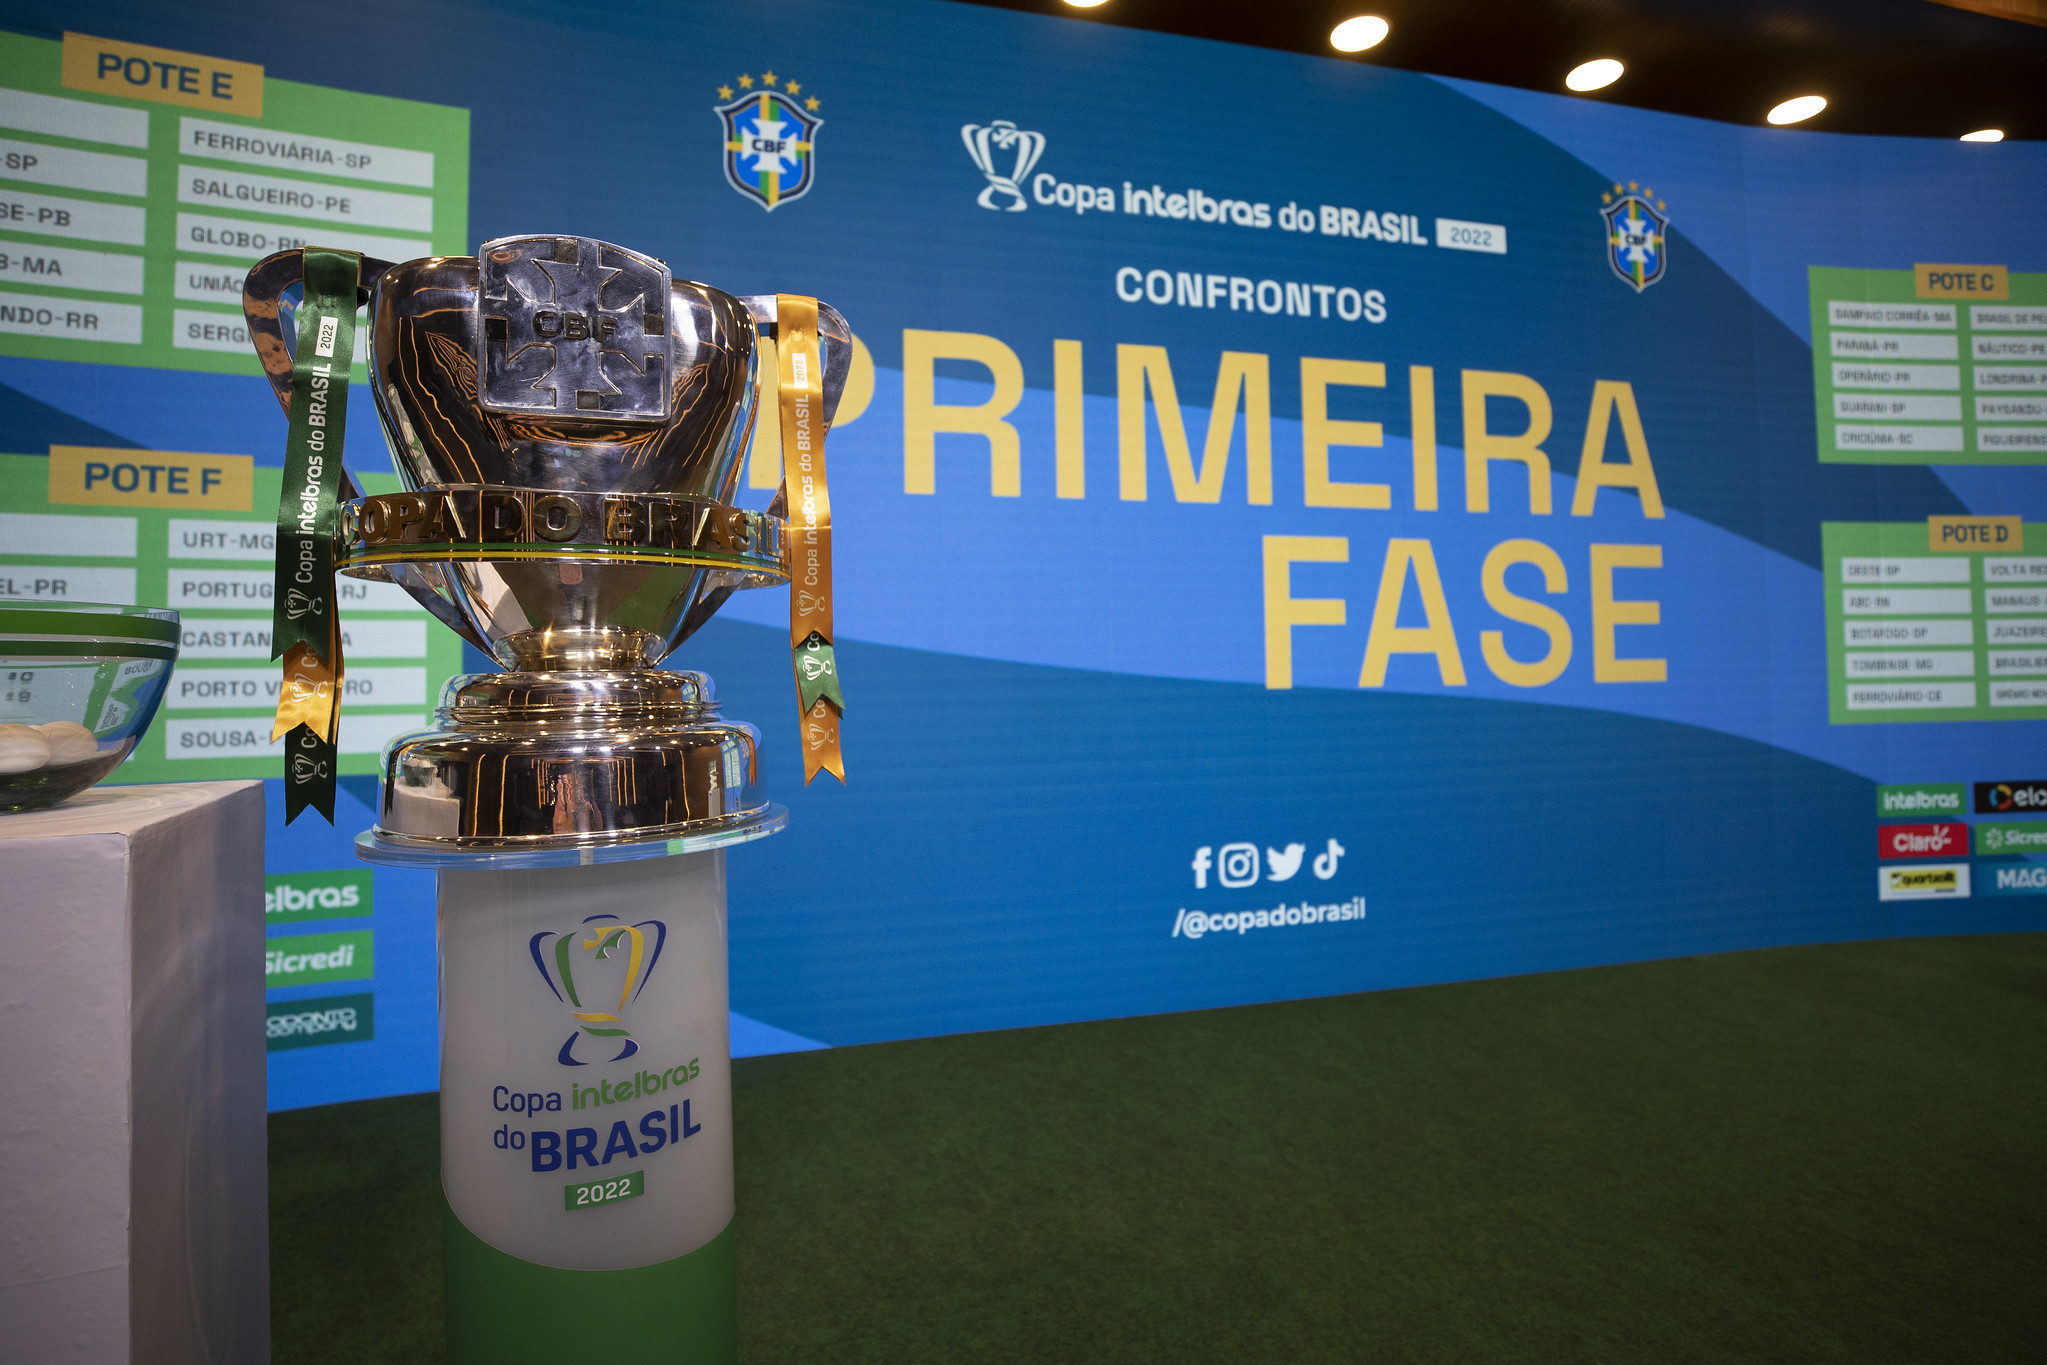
[1601,181,1668,292]
[532,913,668,1066]
[715,70,822,211]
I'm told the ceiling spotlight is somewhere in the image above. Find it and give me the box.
[1960,128,2004,142]
[1062,0,1109,7]
[1330,16,1390,52]
[1766,95,1827,126]
[1565,59,1624,92]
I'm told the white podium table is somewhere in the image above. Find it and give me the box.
[0,782,269,1364]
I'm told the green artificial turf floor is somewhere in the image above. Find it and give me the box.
[271,934,2047,1363]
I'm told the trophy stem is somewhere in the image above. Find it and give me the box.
[436,850,737,1362]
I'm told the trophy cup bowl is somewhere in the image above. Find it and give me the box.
[243,235,849,861]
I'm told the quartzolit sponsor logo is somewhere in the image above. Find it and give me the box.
[1877,863,1971,902]
[1877,823,1969,860]
[1975,779,2047,814]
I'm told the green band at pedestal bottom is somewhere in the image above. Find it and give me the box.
[443,1202,736,1364]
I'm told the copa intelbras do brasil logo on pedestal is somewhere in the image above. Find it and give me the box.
[1602,182,1668,292]
[531,913,668,1066]
[714,69,822,210]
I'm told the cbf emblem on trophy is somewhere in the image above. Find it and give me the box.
[532,913,669,1066]
[715,71,822,210]
[1601,181,1668,292]
[961,119,1044,211]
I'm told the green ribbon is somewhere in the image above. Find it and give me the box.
[793,631,845,715]
[272,247,359,825]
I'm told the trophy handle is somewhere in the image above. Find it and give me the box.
[243,250,498,654]
[736,295,855,428]
[668,296,851,652]
[243,249,396,418]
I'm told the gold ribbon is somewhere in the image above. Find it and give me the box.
[777,294,844,784]
[271,611,342,743]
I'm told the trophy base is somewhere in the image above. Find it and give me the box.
[355,668,784,869]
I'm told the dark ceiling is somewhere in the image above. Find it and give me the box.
[949,0,2047,141]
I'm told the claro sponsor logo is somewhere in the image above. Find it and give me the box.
[1877,863,1970,901]
[1877,823,1969,859]
[1976,780,2047,814]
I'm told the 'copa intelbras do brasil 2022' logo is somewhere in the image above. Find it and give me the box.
[714,69,822,210]
[531,913,667,1066]
[1602,181,1668,292]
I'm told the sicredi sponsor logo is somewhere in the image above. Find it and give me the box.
[1876,783,1964,817]
[265,868,371,922]
[1975,821,2047,854]
[265,930,373,985]
[1975,779,2047,814]
[265,992,373,1052]
[1983,862,2047,896]
[1877,823,1969,860]
[1877,863,1970,901]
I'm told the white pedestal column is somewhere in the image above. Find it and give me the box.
[436,850,736,1362]
[0,782,269,1365]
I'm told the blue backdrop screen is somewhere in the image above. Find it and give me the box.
[0,0,2042,1108]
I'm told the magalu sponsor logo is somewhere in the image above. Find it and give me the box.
[1877,782,1964,817]
[714,69,821,211]
[265,992,373,1052]
[1191,838,1345,888]
[265,868,370,923]
[265,929,372,985]
[1981,861,2047,896]
[1877,822,1969,860]
[531,912,667,1066]
[1975,779,2047,814]
[1975,821,2047,855]
[1877,863,1970,901]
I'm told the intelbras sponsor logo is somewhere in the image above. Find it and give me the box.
[1877,823,1969,860]
[1877,783,1964,817]
[1975,779,2047,814]
[265,868,371,922]
[1878,863,1970,901]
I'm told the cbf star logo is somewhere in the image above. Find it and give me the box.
[1601,182,1668,292]
[715,70,822,211]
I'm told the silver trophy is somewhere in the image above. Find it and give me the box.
[243,235,849,857]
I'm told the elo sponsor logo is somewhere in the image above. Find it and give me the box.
[1975,779,2047,814]
[1877,863,1970,901]
[1877,823,1968,860]
[1876,783,1963,817]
